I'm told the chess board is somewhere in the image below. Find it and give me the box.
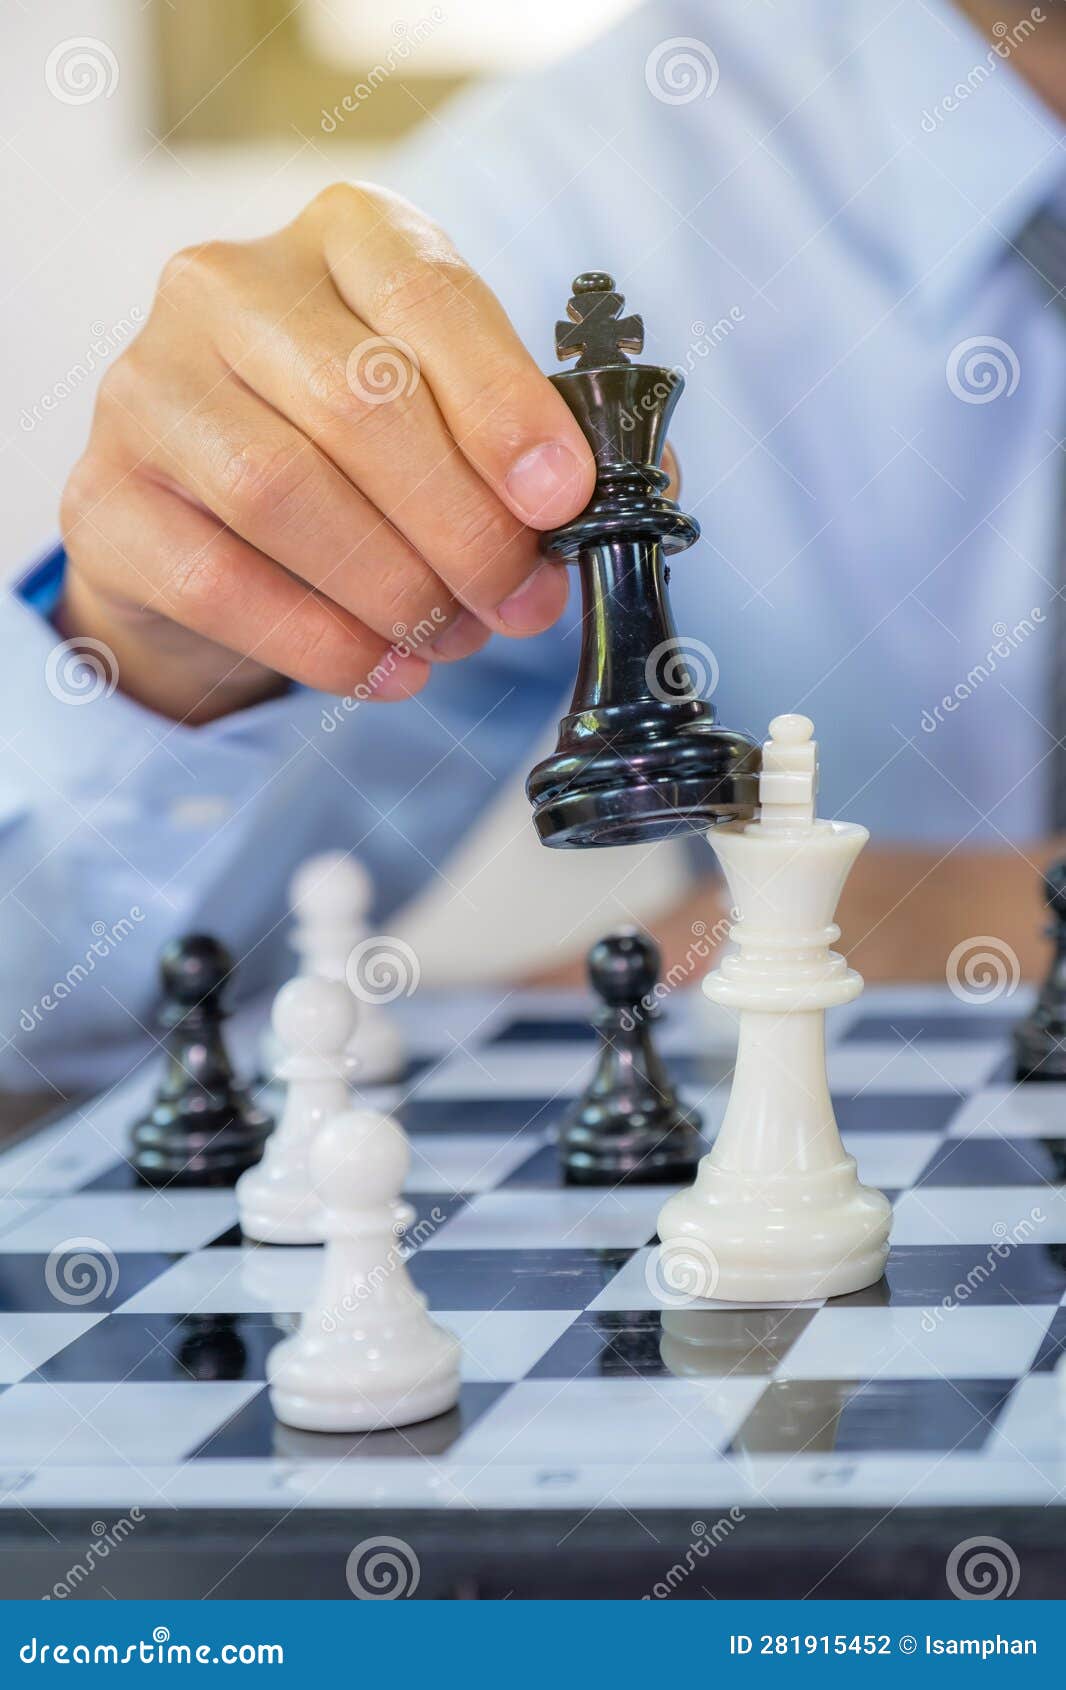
[0,984,1064,1599]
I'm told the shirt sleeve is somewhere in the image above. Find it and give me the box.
[0,546,573,1093]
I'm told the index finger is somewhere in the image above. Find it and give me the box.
[312,184,596,529]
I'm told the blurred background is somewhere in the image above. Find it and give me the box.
[1,0,693,981]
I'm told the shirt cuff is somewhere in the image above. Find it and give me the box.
[17,541,67,618]
[2,543,311,807]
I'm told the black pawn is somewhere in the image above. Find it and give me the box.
[1015,861,1066,1080]
[559,930,702,1184]
[131,935,272,1186]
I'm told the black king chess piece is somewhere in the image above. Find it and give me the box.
[560,929,703,1184]
[1015,859,1066,1080]
[527,273,760,847]
[131,935,273,1185]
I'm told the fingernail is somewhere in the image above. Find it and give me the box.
[429,610,487,661]
[497,561,566,633]
[505,442,587,526]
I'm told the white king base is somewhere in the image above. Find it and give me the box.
[658,715,891,1303]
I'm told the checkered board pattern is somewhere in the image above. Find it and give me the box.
[0,983,1064,1520]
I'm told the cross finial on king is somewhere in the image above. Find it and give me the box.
[555,272,644,370]
[757,713,818,829]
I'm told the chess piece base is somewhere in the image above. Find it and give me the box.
[560,1114,702,1185]
[131,1103,271,1187]
[268,1327,460,1433]
[1014,1020,1066,1081]
[530,720,760,849]
[235,1182,323,1245]
[658,1159,891,1302]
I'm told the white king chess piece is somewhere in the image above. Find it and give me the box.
[657,714,892,1302]
[237,975,354,1245]
[268,1106,461,1432]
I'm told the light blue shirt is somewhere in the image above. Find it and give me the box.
[4,0,1066,1088]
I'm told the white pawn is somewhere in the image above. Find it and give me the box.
[237,977,354,1244]
[267,1107,460,1432]
[290,851,407,1085]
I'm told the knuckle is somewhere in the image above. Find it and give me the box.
[304,350,382,430]
[369,254,472,327]
[447,357,528,437]
[217,438,319,525]
[94,345,143,419]
[445,493,520,566]
[290,613,370,691]
[158,240,238,298]
[59,456,102,538]
[164,544,229,618]
[308,181,367,226]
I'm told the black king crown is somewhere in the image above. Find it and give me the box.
[526,272,760,848]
